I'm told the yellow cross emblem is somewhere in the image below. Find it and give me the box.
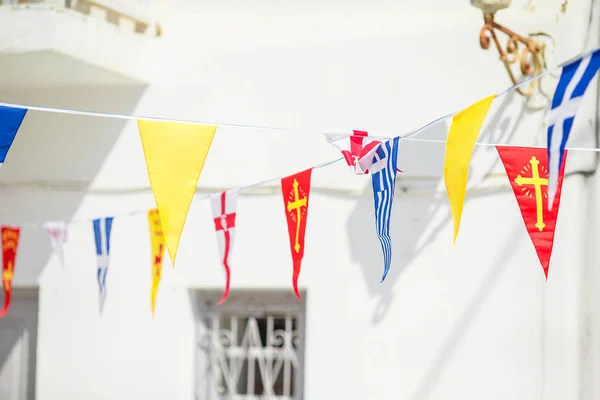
[286,179,307,253]
[514,156,548,231]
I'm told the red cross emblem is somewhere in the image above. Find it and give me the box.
[214,212,235,232]
[340,130,381,173]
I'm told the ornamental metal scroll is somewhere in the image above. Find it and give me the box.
[200,314,301,399]
[479,13,554,98]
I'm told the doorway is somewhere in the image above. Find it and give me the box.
[0,288,39,400]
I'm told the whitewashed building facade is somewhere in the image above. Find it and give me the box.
[0,0,599,399]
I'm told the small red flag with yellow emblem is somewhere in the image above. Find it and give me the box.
[496,146,567,278]
[0,226,20,318]
[281,168,313,300]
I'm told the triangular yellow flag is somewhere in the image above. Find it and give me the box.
[443,95,495,244]
[138,120,217,266]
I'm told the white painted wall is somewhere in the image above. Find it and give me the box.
[0,0,599,399]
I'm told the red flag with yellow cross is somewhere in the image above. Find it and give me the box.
[281,168,313,300]
[0,226,20,318]
[496,146,567,279]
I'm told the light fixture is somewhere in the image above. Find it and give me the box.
[471,0,549,97]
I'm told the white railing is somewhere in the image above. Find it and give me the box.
[1,0,161,37]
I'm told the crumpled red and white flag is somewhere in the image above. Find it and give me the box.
[324,130,402,175]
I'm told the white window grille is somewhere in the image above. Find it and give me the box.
[194,291,305,400]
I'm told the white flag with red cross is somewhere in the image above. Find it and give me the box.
[43,221,68,269]
[210,189,239,304]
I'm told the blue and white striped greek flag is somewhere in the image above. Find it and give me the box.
[371,136,400,282]
[547,49,600,209]
[93,217,113,313]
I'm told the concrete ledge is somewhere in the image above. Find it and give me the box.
[0,4,157,86]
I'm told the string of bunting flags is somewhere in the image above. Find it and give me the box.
[0,46,599,318]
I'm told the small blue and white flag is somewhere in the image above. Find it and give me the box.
[547,48,600,209]
[93,217,113,313]
[0,106,27,168]
[371,136,400,282]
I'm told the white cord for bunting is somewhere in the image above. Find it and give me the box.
[2,44,600,230]
[407,138,600,152]
[10,134,600,230]
[12,157,345,230]
[0,44,598,140]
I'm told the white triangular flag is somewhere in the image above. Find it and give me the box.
[43,221,67,268]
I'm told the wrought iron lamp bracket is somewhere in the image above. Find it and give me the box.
[479,13,549,96]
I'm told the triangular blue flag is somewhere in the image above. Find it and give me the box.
[0,106,27,167]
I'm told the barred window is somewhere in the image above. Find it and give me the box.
[194,291,305,400]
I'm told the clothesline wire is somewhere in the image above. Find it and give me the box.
[408,138,600,152]
[12,136,600,230]
[15,157,345,229]
[4,45,600,230]
[0,44,598,139]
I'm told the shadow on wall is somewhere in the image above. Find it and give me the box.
[345,89,536,325]
[0,85,147,284]
[346,189,443,326]
[408,225,523,400]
